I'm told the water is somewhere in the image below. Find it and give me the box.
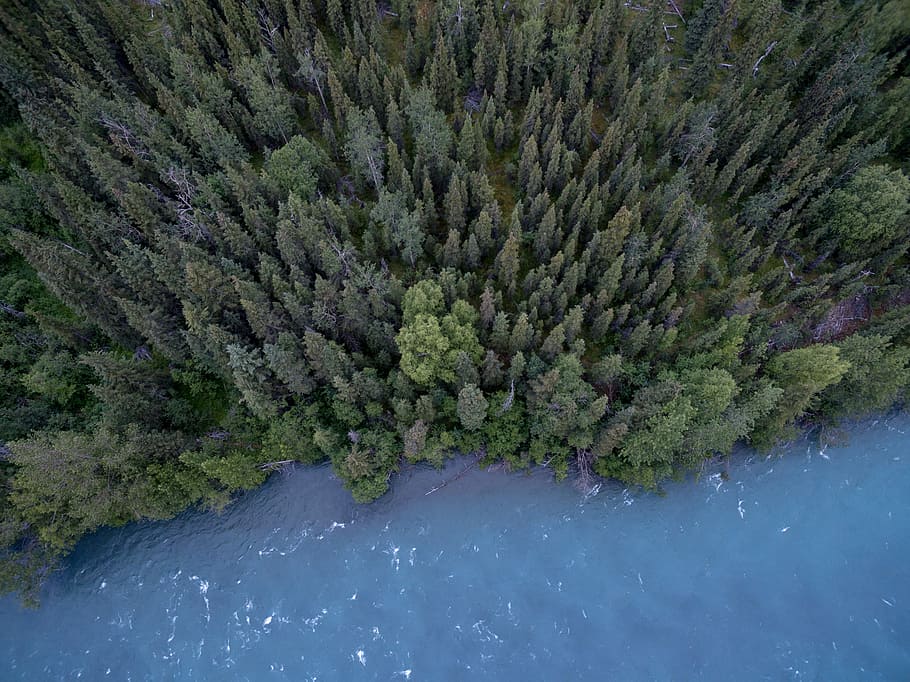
[2,417,909,680]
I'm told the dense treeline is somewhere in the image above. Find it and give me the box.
[0,0,908,601]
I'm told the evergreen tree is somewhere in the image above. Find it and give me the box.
[227,344,281,419]
[494,230,521,298]
[825,166,910,254]
[822,334,910,417]
[753,345,850,447]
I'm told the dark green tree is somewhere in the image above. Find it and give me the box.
[825,166,910,254]
[457,384,488,431]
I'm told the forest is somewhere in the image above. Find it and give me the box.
[0,0,908,602]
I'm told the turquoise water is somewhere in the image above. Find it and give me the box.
[2,417,909,680]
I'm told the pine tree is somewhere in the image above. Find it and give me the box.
[238,51,295,144]
[454,351,480,390]
[490,311,511,352]
[426,34,458,112]
[534,205,558,262]
[509,312,534,354]
[442,229,462,268]
[493,45,509,104]
[327,0,346,38]
[227,343,281,419]
[540,323,566,360]
[463,234,481,270]
[471,209,494,253]
[444,174,467,233]
[518,134,540,194]
[264,332,316,396]
[494,230,521,298]
[481,349,504,388]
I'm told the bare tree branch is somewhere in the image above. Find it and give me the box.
[0,301,26,318]
[667,0,685,23]
[752,41,778,78]
[500,378,515,413]
[164,167,211,242]
[99,113,150,160]
[425,454,483,495]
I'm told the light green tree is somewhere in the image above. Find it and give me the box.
[263,135,324,201]
[822,334,910,417]
[753,344,850,447]
[396,281,482,385]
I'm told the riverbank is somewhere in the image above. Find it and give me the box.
[2,414,908,679]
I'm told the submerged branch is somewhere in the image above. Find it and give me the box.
[425,454,483,495]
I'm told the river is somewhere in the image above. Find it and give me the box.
[2,416,909,680]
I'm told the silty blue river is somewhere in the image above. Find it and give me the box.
[2,415,909,680]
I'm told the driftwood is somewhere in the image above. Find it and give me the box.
[573,449,600,495]
[258,459,296,471]
[425,454,483,495]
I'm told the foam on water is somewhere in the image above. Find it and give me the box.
[2,416,909,680]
